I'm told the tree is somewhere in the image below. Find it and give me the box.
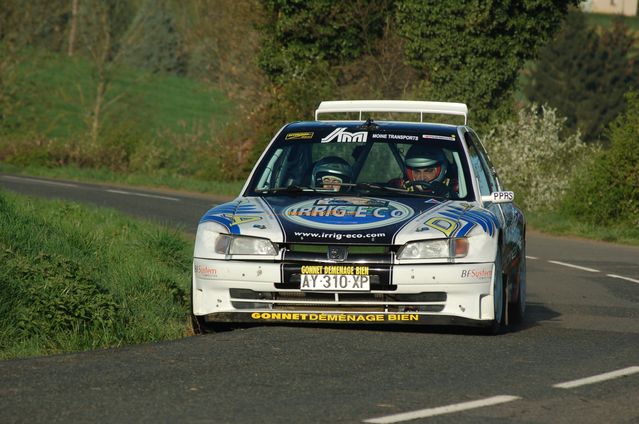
[258,0,397,120]
[178,0,265,105]
[119,0,186,75]
[0,0,68,135]
[525,11,639,143]
[396,0,578,126]
[257,1,576,127]
[562,92,639,224]
[68,0,79,56]
[75,0,140,142]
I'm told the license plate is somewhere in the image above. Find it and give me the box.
[300,274,370,291]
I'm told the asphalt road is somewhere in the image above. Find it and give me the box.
[1,173,638,423]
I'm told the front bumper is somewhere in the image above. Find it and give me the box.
[193,258,497,325]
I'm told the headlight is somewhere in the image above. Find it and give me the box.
[218,234,278,255]
[397,238,468,260]
[194,221,278,257]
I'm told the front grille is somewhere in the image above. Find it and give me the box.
[289,244,389,254]
[229,289,446,313]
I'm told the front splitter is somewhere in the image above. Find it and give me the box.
[201,311,489,327]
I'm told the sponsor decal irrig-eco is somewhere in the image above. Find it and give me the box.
[293,231,385,241]
[284,197,413,230]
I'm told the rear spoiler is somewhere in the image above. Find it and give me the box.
[314,100,468,125]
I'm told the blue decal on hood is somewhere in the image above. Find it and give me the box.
[261,195,442,244]
[283,197,414,231]
[426,204,499,237]
[200,200,263,234]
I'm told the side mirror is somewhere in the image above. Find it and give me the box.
[481,191,514,204]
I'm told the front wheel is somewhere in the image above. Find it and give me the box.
[192,314,234,334]
[509,243,526,325]
[484,254,506,335]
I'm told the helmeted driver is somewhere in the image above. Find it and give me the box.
[405,145,448,185]
[396,145,456,196]
[311,156,352,191]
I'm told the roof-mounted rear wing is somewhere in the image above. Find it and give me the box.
[314,100,468,125]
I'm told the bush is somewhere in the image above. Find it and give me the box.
[561,92,639,225]
[483,104,597,212]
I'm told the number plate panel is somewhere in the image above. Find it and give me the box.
[300,274,371,292]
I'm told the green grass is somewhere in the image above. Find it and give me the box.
[527,210,639,246]
[0,189,196,360]
[0,163,244,199]
[585,12,639,32]
[11,50,234,139]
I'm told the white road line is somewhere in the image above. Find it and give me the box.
[547,260,600,273]
[1,175,78,188]
[362,395,521,424]
[607,274,639,284]
[526,256,538,260]
[553,366,639,389]
[105,189,180,202]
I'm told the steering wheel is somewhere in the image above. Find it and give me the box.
[407,180,452,198]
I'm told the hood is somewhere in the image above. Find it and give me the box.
[200,195,500,245]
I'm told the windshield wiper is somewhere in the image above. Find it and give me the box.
[354,183,451,200]
[354,183,405,193]
[254,185,318,195]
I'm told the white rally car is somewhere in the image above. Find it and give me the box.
[192,100,526,334]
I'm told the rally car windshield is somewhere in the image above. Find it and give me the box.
[246,126,475,201]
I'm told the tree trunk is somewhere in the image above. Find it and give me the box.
[91,78,105,142]
[67,0,79,57]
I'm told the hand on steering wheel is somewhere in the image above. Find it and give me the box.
[406,180,451,197]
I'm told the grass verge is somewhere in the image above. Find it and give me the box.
[527,210,639,246]
[0,189,195,360]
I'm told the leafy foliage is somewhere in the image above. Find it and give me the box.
[119,0,186,74]
[561,92,639,225]
[6,251,119,340]
[259,0,376,83]
[483,104,596,212]
[525,11,639,143]
[396,0,578,125]
[258,0,418,120]
[0,0,68,135]
[180,0,265,105]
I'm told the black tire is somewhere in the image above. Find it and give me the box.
[483,253,506,335]
[508,243,527,325]
[192,314,234,334]
[192,314,207,334]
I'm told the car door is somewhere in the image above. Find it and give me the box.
[465,130,522,269]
